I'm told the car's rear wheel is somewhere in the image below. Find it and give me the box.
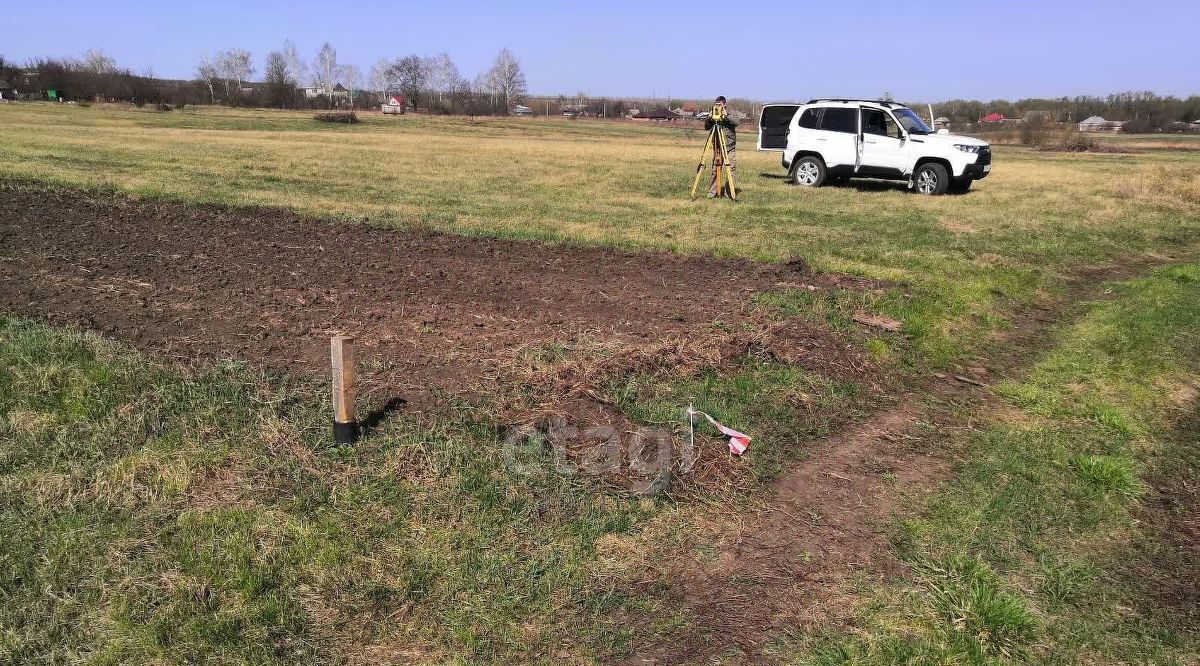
[791,156,826,187]
[913,162,950,195]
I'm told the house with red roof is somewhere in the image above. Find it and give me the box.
[382,94,407,115]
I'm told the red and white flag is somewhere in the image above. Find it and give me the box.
[687,405,752,455]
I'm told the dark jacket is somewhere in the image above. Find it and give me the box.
[705,114,738,150]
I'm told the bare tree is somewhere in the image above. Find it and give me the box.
[264,51,294,108]
[486,48,527,112]
[342,63,361,107]
[195,55,219,104]
[213,49,253,101]
[424,52,459,107]
[282,39,307,88]
[387,55,428,111]
[0,56,19,89]
[312,43,340,97]
[473,71,494,111]
[81,49,117,74]
[370,58,392,96]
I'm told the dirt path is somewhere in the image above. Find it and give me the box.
[0,181,872,420]
[626,266,1152,664]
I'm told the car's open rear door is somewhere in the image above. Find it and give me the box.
[758,104,799,151]
[854,106,864,172]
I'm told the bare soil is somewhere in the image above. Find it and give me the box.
[0,180,876,425]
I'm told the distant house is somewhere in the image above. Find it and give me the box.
[980,112,1022,126]
[631,108,678,122]
[382,94,406,115]
[933,116,951,130]
[0,80,15,100]
[301,84,350,101]
[1078,115,1125,133]
[561,103,588,117]
[681,102,698,116]
[1188,119,1200,132]
[511,104,533,117]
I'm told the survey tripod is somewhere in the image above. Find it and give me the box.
[689,104,737,201]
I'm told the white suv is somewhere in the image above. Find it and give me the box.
[758,99,991,194]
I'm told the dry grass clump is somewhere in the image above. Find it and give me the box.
[1114,166,1200,206]
[1036,132,1134,153]
[313,112,358,124]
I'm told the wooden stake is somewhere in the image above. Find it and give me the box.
[331,335,358,444]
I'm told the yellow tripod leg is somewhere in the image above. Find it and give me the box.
[689,127,717,199]
[716,127,736,201]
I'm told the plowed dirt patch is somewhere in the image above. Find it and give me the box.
[0,181,874,421]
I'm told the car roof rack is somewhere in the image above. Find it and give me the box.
[806,98,902,108]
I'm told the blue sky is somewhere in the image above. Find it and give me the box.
[5,0,1196,101]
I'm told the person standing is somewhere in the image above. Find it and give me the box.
[706,95,738,198]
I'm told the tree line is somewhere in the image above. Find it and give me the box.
[919,92,1200,131]
[1,50,167,107]
[0,44,529,115]
[196,41,528,114]
[3,48,1198,127]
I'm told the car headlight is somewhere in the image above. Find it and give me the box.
[954,144,982,153]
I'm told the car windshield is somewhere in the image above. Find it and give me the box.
[894,108,933,135]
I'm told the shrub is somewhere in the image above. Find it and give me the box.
[1019,114,1051,147]
[1054,133,1099,152]
[314,112,359,124]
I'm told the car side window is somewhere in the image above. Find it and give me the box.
[883,114,902,139]
[861,108,887,136]
[798,108,821,129]
[819,107,856,134]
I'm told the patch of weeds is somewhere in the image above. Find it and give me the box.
[1036,555,1098,609]
[922,555,1038,661]
[1071,454,1142,502]
[864,337,892,364]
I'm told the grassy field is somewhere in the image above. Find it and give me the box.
[2,103,1198,365]
[1,103,1199,664]
[802,264,1200,663]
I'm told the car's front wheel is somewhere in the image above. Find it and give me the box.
[790,156,826,187]
[913,162,950,195]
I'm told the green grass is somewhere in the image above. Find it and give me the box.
[794,264,1200,664]
[609,362,871,484]
[0,319,668,663]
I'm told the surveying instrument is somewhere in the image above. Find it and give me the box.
[689,101,737,201]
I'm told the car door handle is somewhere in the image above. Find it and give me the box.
[816,137,827,141]
[865,139,877,144]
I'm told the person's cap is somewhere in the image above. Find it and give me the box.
[715,96,727,103]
